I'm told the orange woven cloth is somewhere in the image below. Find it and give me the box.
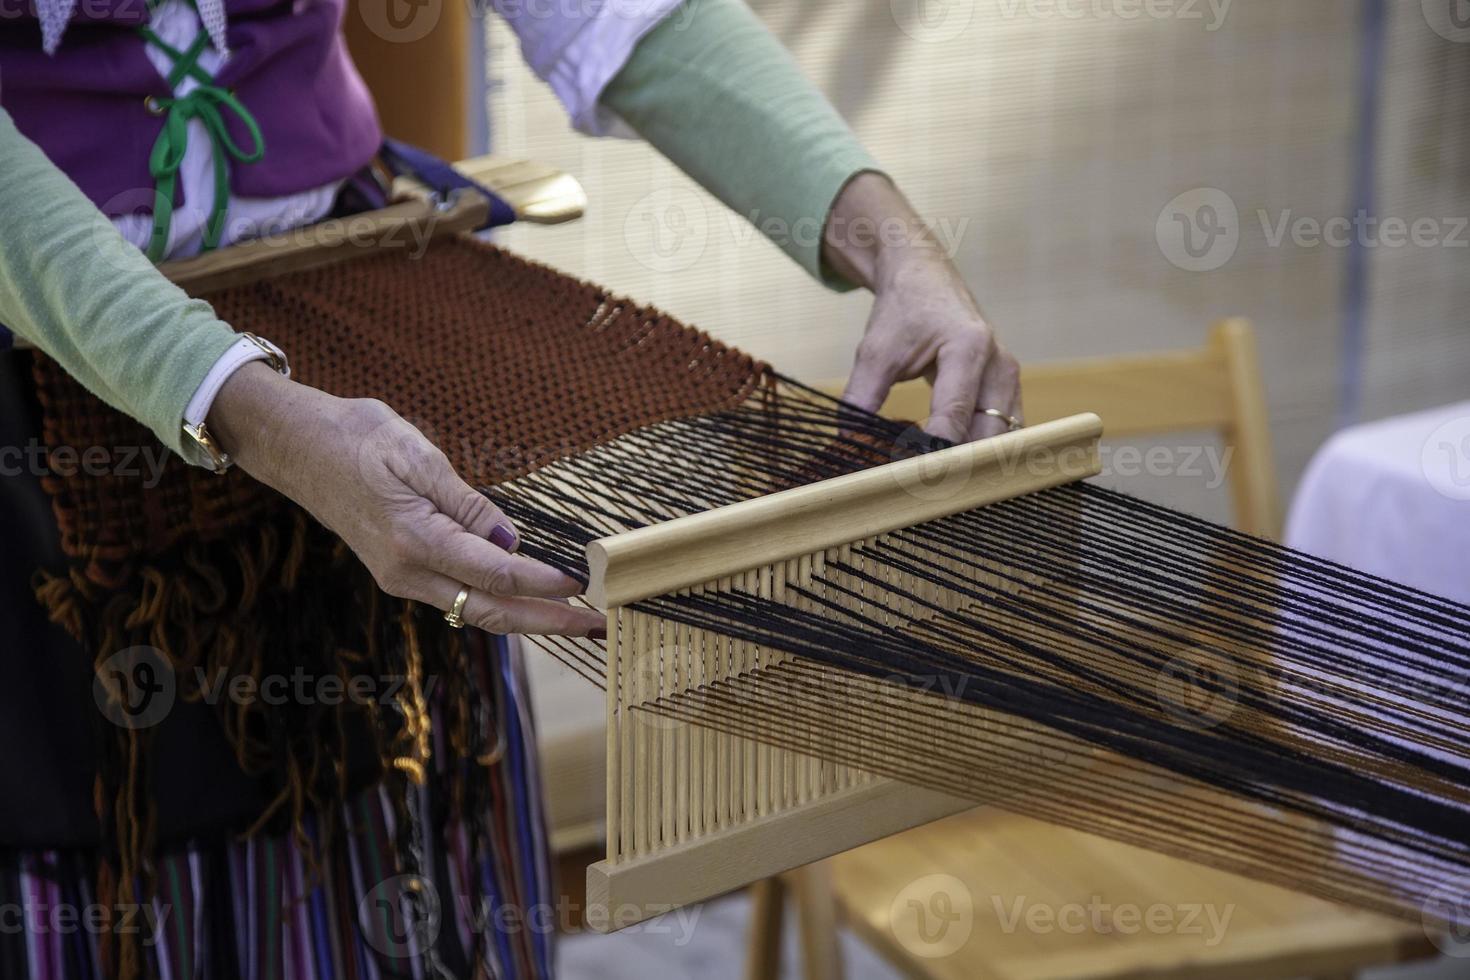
[31,236,766,582]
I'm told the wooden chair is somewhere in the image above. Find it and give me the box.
[751,320,1439,980]
[867,318,1279,539]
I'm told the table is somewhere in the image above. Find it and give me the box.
[1285,401,1470,604]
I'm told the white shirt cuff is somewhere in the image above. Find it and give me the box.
[182,334,290,430]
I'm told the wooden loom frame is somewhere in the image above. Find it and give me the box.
[582,412,1104,929]
[17,164,1122,942]
[8,153,586,320]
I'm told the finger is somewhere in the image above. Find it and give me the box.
[924,340,985,444]
[471,595,606,638]
[966,348,1021,442]
[421,573,604,637]
[1008,371,1025,427]
[431,524,583,599]
[398,441,523,550]
[842,340,904,415]
[969,411,1008,440]
[386,436,587,598]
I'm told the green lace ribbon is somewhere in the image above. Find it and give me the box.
[139,23,265,262]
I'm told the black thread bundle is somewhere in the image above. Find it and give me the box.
[490,376,1470,928]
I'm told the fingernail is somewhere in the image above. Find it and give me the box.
[489,523,518,552]
[588,626,607,641]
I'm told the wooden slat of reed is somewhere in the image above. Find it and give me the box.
[605,609,621,863]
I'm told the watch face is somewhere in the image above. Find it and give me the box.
[184,422,232,473]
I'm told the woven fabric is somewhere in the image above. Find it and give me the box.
[31,235,765,581]
[20,236,774,980]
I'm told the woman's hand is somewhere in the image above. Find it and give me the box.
[823,172,1021,443]
[207,362,604,638]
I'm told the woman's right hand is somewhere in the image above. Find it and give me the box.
[207,361,605,638]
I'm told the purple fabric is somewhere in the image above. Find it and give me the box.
[0,0,382,215]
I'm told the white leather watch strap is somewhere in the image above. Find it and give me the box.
[182,333,289,471]
[183,333,289,429]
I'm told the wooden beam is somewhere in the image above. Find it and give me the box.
[158,190,490,297]
[394,154,588,225]
[586,413,1103,607]
[585,779,973,933]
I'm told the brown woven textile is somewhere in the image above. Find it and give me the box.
[25,235,773,979]
[32,235,766,580]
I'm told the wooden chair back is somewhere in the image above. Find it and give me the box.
[846,319,1281,539]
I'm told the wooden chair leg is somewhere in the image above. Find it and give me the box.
[788,861,845,980]
[746,875,788,980]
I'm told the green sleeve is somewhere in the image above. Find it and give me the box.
[0,106,238,464]
[601,0,882,290]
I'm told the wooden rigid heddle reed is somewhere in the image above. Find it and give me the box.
[29,234,1470,957]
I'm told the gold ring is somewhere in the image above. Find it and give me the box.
[444,586,471,629]
[979,407,1023,432]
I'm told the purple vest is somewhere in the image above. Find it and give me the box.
[0,0,382,215]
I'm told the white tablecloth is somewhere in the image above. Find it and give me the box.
[1285,401,1470,604]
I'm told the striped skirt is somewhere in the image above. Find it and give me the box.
[0,633,555,980]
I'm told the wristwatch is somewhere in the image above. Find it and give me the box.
[181,332,290,473]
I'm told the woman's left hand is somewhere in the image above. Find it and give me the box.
[822,172,1021,443]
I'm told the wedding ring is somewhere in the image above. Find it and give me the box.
[979,407,1023,432]
[444,586,471,629]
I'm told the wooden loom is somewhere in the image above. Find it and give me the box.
[40,159,1459,945]
[581,412,1104,929]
